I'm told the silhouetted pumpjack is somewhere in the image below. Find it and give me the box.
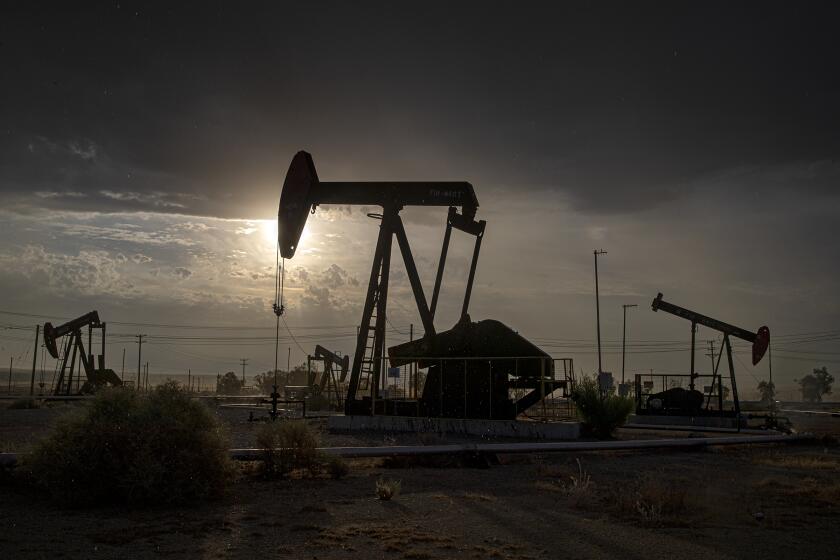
[643,293,770,417]
[306,344,349,410]
[44,311,122,395]
[278,151,560,419]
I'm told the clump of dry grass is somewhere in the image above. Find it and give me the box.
[463,492,497,502]
[753,453,840,472]
[565,459,593,493]
[375,477,401,500]
[754,476,840,505]
[610,474,688,526]
[535,458,595,507]
[317,521,453,555]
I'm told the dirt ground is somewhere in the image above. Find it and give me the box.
[2,402,840,560]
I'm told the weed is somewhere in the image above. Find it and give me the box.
[376,477,401,500]
[570,376,634,438]
[611,473,688,526]
[564,458,593,494]
[256,420,320,477]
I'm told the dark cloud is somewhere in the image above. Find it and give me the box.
[1,3,838,219]
[172,267,192,279]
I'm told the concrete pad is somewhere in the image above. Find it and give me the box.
[328,414,580,440]
[628,414,746,429]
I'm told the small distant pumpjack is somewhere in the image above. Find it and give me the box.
[645,293,770,418]
[43,311,122,395]
[306,345,350,411]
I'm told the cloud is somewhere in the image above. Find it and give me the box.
[173,267,192,279]
[0,245,137,298]
[132,253,152,264]
[34,191,88,199]
[68,140,97,162]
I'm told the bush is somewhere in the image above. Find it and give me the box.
[570,376,635,439]
[8,398,40,410]
[256,420,320,476]
[21,382,234,506]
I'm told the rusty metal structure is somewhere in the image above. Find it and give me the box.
[278,151,563,419]
[43,311,122,395]
[639,293,770,418]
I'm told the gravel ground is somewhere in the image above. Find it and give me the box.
[2,400,839,559]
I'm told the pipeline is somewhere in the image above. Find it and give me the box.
[0,433,812,467]
[230,433,810,460]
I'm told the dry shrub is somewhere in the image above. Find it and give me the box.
[755,476,840,505]
[535,458,594,504]
[570,376,635,439]
[375,477,401,500]
[8,398,41,409]
[611,474,688,525]
[325,455,349,479]
[754,453,840,472]
[21,383,234,506]
[256,420,320,476]
[560,458,595,507]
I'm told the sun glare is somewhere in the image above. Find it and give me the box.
[260,219,278,246]
[259,219,314,251]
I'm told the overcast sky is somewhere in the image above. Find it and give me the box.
[1,2,838,398]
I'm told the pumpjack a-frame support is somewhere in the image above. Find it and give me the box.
[344,204,486,415]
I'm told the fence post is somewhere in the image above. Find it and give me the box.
[488,359,492,419]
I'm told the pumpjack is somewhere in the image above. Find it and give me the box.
[641,293,770,418]
[278,151,562,420]
[305,345,350,410]
[44,311,122,395]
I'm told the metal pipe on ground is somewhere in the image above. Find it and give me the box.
[230,433,811,460]
[0,434,812,468]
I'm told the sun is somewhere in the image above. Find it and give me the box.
[260,219,278,246]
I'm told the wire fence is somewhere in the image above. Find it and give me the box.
[321,355,580,420]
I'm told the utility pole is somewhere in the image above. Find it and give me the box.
[768,342,773,386]
[121,348,126,381]
[30,324,40,396]
[706,340,716,373]
[240,358,249,386]
[144,361,149,390]
[621,304,637,385]
[8,357,12,394]
[594,249,607,375]
[136,334,146,389]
